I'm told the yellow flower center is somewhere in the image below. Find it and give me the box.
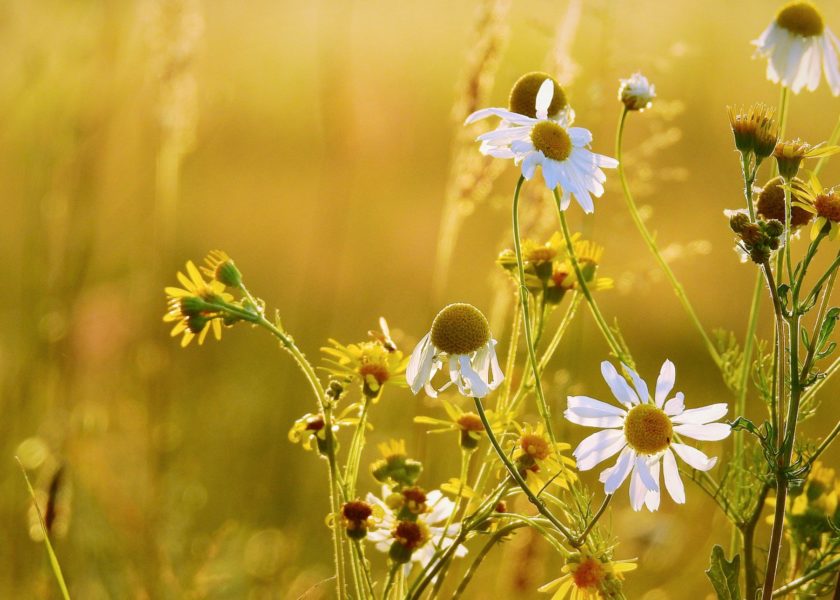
[430,303,490,355]
[776,2,824,37]
[520,433,551,461]
[815,192,840,222]
[624,404,673,455]
[509,72,567,118]
[572,557,605,590]
[531,121,573,162]
[526,247,557,263]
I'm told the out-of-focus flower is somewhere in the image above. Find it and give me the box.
[370,440,423,487]
[756,176,813,229]
[366,485,466,569]
[340,500,377,540]
[407,304,503,399]
[163,260,235,347]
[466,77,617,213]
[767,461,840,549]
[512,423,577,493]
[565,360,730,511]
[201,249,242,287]
[618,73,655,111]
[322,324,408,400]
[288,405,362,454]
[413,399,501,451]
[538,551,636,600]
[752,1,840,95]
[465,71,574,128]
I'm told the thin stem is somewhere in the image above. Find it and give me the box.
[800,265,836,385]
[382,564,398,600]
[770,86,790,180]
[352,541,376,600]
[511,176,560,445]
[808,419,840,467]
[452,523,525,599]
[497,301,521,414]
[16,458,71,600]
[800,354,840,407]
[784,184,795,287]
[345,398,371,497]
[554,195,630,365]
[814,112,840,176]
[741,481,772,600]
[772,555,840,597]
[804,251,840,308]
[575,494,612,547]
[472,396,576,543]
[615,106,722,368]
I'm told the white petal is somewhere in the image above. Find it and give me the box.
[654,360,676,407]
[634,455,659,492]
[664,392,685,416]
[623,363,650,404]
[535,78,554,121]
[486,340,504,390]
[645,460,661,511]
[521,151,543,180]
[672,403,728,425]
[600,361,640,407]
[567,127,592,146]
[671,442,717,471]
[662,449,685,504]
[464,107,536,125]
[674,422,731,441]
[407,333,434,394]
[601,446,635,494]
[458,354,490,398]
[629,464,647,511]
[574,429,627,471]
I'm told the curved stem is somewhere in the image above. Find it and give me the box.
[807,419,840,467]
[575,494,612,547]
[772,555,840,597]
[615,106,721,368]
[452,523,525,600]
[472,396,576,543]
[554,197,630,365]
[511,176,560,446]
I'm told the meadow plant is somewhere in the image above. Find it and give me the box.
[154,2,840,599]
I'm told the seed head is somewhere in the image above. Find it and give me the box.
[509,72,567,118]
[776,2,824,37]
[430,303,490,355]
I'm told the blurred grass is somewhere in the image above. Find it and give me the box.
[1,0,840,598]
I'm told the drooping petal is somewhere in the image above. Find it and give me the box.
[458,355,491,398]
[407,333,434,394]
[535,78,554,121]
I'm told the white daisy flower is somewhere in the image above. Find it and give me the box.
[466,78,617,213]
[366,486,466,572]
[407,303,503,399]
[618,73,656,111]
[752,1,840,95]
[564,360,731,512]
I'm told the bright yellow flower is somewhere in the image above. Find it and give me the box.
[414,398,502,451]
[512,422,577,492]
[539,551,636,600]
[163,260,235,347]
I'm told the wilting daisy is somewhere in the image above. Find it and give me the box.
[366,486,466,570]
[465,76,617,213]
[538,551,637,600]
[565,360,731,511]
[618,73,655,111]
[753,1,840,95]
[407,303,503,399]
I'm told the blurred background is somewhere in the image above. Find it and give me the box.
[2,0,839,598]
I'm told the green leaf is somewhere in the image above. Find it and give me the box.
[816,307,840,352]
[705,545,741,600]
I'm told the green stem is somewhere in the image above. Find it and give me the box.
[575,494,612,547]
[511,176,560,446]
[615,106,721,368]
[345,398,371,497]
[382,564,398,600]
[808,419,840,467]
[16,458,71,600]
[352,541,376,600]
[554,195,630,365]
[472,396,576,543]
[452,523,525,600]
[772,555,840,597]
[800,264,835,386]
[814,112,840,176]
[770,86,790,180]
[741,482,772,600]
[496,300,521,414]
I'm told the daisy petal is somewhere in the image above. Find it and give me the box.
[663,393,685,416]
[600,361,640,407]
[672,403,728,425]
[573,429,626,470]
[671,442,717,471]
[601,446,635,494]
[663,449,685,504]
[674,422,731,441]
[654,360,676,407]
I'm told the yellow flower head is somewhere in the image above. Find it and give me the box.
[788,173,840,241]
[163,260,235,347]
[321,319,408,400]
[414,399,502,452]
[539,551,637,600]
[370,439,423,487]
[288,405,362,454]
[512,423,577,492]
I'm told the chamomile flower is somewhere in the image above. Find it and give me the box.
[407,303,503,399]
[753,1,840,95]
[366,486,466,570]
[466,77,617,213]
[163,260,235,347]
[538,551,637,600]
[565,360,731,511]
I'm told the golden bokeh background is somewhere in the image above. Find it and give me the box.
[2,0,839,598]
